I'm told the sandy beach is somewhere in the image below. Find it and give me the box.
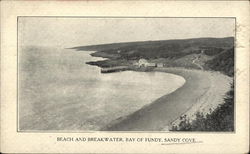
[102,67,232,131]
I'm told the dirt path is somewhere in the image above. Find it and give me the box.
[101,67,232,131]
[192,55,203,70]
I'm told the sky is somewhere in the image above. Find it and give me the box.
[18,17,235,48]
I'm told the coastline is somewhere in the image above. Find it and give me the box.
[101,67,232,131]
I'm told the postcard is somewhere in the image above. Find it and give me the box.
[1,0,249,153]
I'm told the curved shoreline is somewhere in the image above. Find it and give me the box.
[101,67,232,131]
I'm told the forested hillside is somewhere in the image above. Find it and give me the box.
[205,48,234,77]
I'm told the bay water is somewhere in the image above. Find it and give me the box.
[19,46,185,131]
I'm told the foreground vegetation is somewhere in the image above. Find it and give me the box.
[171,84,234,131]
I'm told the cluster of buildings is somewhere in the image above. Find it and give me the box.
[133,58,164,68]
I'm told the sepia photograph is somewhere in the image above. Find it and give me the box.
[1,1,249,153]
[18,17,235,132]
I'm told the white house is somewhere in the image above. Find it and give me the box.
[137,59,156,67]
[138,58,148,67]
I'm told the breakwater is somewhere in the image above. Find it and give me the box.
[101,66,129,73]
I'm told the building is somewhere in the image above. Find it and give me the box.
[138,58,147,66]
[133,59,165,68]
[157,63,164,67]
[147,63,156,67]
[137,58,156,67]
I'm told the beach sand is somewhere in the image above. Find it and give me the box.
[101,67,232,131]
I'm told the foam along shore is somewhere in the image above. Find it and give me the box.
[101,67,232,131]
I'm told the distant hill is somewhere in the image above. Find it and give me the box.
[72,37,234,53]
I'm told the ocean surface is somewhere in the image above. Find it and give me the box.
[18,46,185,131]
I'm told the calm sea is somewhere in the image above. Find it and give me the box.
[18,46,185,131]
